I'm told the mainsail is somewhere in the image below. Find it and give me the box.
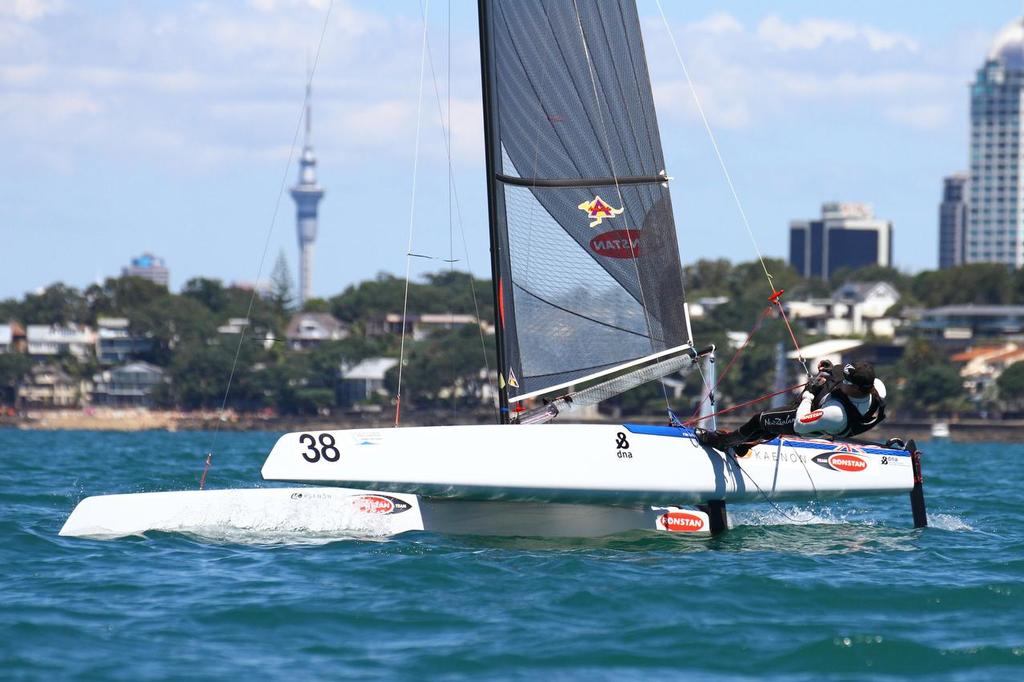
[478,0,689,414]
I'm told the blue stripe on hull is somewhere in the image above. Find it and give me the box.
[622,423,909,457]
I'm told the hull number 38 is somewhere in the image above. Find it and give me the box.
[299,433,340,463]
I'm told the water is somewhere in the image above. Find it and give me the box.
[1,430,1022,680]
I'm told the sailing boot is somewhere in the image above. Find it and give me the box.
[695,428,732,451]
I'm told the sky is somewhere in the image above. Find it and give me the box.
[0,0,1021,301]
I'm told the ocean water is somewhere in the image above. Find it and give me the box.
[1,429,1022,681]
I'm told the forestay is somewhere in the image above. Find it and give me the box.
[479,0,689,404]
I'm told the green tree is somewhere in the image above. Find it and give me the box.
[997,361,1024,407]
[19,283,89,324]
[329,271,492,326]
[892,337,967,415]
[86,276,166,321]
[384,325,495,409]
[182,277,228,314]
[910,264,1012,307]
[0,354,30,405]
[270,250,295,314]
[302,297,330,313]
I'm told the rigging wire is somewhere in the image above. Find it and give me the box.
[419,0,494,411]
[728,454,816,524]
[198,0,334,489]
[653,0,809,377]
[570,0,672,412]
[447,0,456,419]
[394,0,431,427]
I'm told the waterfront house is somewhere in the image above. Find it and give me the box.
[285,312,348,350]
[17,364,83,407]
[785,281,900,338]
[95,317,153,364]
[339,357,399,405]
[26,324,95,359]
[365,313,491,341]
[91,362,166,407]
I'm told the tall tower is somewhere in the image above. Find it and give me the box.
[939,174,968,269]
[290,81,325,307]
[967,18,1024,267]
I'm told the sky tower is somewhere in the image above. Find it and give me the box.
[290,80,325,307]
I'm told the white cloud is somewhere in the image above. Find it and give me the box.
[686,12,743,36]
[0,0,64,22]
[757,16,918,53]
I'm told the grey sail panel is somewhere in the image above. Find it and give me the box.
[481,0,687,402]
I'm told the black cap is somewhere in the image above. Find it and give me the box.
[842,361,875,389]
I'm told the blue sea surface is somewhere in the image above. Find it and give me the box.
[1,429,1022,680]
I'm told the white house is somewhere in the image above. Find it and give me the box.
[340,357,399,405]
[365,313,491,340]
[786,281,900,338]
[26,324,95,359]
[95,317,152,364]
[91,361,166,407]
[285,312,348,350]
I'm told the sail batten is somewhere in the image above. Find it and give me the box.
[480,0,688,405]
[497,173,668,188]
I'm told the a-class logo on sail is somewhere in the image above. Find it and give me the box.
[578,195,624,228]
[590,229,640,259]
[657,511,706,532]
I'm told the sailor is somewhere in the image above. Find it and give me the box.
[695,360,887,454]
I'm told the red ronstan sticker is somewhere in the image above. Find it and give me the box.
[799,410,823,424]
[589,229,641,259]
[829,453,867,472]
[813,452,868,472]
[658,511,706,532]
[351,495,396,514]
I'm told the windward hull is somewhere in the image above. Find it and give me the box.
[262,424,915,505]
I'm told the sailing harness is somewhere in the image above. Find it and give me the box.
[808,370,887,438]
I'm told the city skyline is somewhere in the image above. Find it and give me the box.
[1,1,1022,300]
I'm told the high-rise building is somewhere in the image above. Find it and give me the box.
[122,252,169,287]
[789,202,893,280]
[290,81,325,308]
[939,174,968,269]
[966,18,1024,267]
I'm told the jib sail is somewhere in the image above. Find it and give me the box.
[478,0,689,414]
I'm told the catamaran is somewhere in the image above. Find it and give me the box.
[61,0,926,540]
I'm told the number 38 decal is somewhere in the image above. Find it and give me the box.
[299,433,340,463]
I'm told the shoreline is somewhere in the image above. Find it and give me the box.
[2,408,1023,442]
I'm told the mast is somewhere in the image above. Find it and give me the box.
[477,0,510,423]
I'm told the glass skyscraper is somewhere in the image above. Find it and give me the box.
[967,18,1024,266]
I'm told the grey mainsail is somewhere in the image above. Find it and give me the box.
[479,0,689,414]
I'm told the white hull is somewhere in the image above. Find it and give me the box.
[262,424,914,504]
[59,486,708,539]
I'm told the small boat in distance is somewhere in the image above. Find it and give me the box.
[931,422,951,439]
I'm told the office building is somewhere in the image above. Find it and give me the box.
[122,253,169,287]
[789,202,893,280]
[939,174,968,269]
[966,17,1024,266]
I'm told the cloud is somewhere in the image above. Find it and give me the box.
[686,12,743,36]
[0,0,64,22]
[757,16,919,53]
[644,11,960,135]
